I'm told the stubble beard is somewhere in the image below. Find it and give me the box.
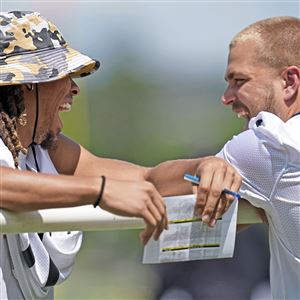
[235,84,276,131]
[250,83,276,119]
[264,84,276,114]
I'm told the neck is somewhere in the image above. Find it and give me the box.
[17,123,34,149]
[285,105,300,121]
[275,96,300,122]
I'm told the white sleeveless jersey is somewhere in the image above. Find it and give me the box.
[217,112,300,299]
[0,141,82,299]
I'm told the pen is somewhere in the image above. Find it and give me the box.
[184,173,241,199]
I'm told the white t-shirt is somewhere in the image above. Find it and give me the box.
[217,111,300,299]
[0,140,82,299]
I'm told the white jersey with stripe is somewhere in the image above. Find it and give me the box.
[0,140,82,299]
[217,111,300,299]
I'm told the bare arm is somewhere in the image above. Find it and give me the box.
[146,156,243,227]
[0,166,98,211]
[144,158,201,196]
[148,158,266,228]
[49,134,148,180]
[0,134,168,244]
[48,135,250,229]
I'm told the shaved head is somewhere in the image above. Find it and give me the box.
[230,16,300,70]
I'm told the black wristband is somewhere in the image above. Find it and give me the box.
[93,175,106,208]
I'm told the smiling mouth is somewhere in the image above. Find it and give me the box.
[232,104,250,119]
[59,103,72,112]
[236,111,250,119]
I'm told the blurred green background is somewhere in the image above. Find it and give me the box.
[3,1,299,299]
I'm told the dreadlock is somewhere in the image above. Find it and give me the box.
[0,85,27,168]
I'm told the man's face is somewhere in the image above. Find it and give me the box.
[22,77,80,148]
[222,40,282,126]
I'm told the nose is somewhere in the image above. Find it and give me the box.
[70,79,80,96]
[221,85,236,106]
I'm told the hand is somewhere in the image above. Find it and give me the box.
[99,179,168,245]
[194,156,242,227]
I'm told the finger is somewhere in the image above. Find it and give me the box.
[160,212,169,231]
[192,185,198,195]
[151,191,167,219]
[150,189,168,231]
[231,172,242,193]
[223,194,236,214]
[147,200,163,226]
[140,229,153,246]
[196,171,213,216]
[209,195,227,227]
[140,208,157,228]
[223,173,241,213]
[154,219,165,241]
[149,197,165,241]
[201,168,225,224]
[139,206,162,245]
[212,167,235,223]
[140,221,155,246]
[164,213,169,230]
[153,209,169,241]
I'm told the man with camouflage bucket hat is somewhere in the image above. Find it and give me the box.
[0,10,166,299]
[0,11,241,299]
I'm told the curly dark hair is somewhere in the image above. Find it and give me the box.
[0,85,27,168]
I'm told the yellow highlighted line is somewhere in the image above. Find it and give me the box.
[162,243,220,252]
[169,217,222,224]
[169,217,202,224]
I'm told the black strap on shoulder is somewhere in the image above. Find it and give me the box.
[31,84,39,144]
[31,145,40,173]
[29,84,40,172]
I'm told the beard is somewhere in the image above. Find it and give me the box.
[234,83,276,118]
[40,132,58,150]
[262,84,276,115]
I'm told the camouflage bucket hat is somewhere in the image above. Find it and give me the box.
[0,11,100,85]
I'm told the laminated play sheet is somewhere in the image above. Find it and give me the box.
[143,194,238,264]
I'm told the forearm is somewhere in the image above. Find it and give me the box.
[0,166,98,212]
[75,150,147,181]
[145,157,205,196]
[50,135,148,180]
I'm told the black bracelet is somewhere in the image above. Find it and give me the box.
[93,175,106,208]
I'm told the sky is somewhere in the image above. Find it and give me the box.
[2,1,299,83]
[2,0,299,158]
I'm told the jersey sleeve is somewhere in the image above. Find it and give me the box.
[216,129,285,208]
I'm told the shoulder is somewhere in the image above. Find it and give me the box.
[217,113,289,200]
[218,112,289,166]
[48,134,81,175]
[217,129,266,169]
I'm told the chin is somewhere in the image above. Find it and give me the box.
[41,132,58,150]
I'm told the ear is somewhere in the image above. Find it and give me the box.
[282,66,300,102]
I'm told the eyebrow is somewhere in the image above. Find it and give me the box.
[224,71,246,82]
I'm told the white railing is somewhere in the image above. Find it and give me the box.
[0,199,261,234]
